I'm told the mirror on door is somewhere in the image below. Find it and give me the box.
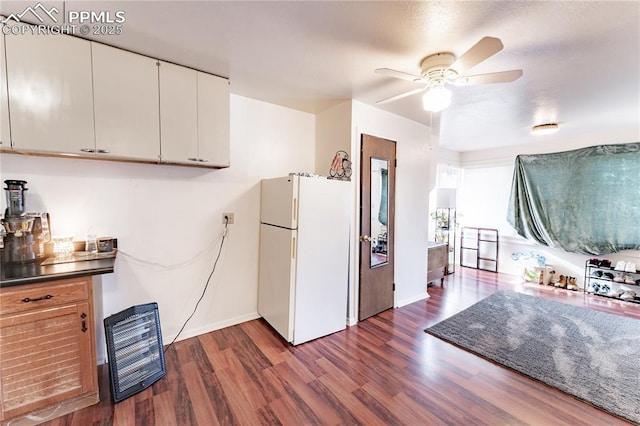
[370,157,389,267]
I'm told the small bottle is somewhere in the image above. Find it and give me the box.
[86,234,98,255]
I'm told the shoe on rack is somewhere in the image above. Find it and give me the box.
[600,259,611,268]
[591,270,603,278]
[588,258,601,266]
[613,273,624,283]
[603,272,614,280]
[599,284,611,295]
[624,276,636,285]
[587,282,600,293]
[625,262,637,273]
[620,290,636,300]
[607,288,624,298]
[614,261,626,271]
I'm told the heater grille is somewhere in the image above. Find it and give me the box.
[104,303,166,403]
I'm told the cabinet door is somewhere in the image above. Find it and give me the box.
[0,302,96,420]
[92,42,160,161]
[197,72,230,166]
[1,26,10,147]
[4,23,95,154]
[158,61,198,164]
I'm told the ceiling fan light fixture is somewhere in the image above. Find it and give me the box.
[531,123,559,135]
[422,85,452,112]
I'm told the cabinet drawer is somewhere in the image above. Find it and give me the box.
[0,278,89,316]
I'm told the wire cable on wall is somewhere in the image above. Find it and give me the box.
[118,237,220,271]
[164,217,229,353]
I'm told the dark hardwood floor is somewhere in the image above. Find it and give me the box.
[45,267,639,425]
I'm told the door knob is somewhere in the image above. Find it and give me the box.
[359,235,372,242]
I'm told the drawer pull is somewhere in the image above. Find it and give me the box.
[81,313,88,332]
[22,294,53,303]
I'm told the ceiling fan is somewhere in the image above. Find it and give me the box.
[375,36,523,112]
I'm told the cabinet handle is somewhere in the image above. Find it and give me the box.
[187,158,209,163]
[80,148,95,153]
[96,149,110,154]
[22,294,53,303]
[187,157,198,162]
[81,313,87,332]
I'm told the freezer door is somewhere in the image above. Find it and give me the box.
[292,177,350,345]
[257,224,297,342]
[260,176,298,229]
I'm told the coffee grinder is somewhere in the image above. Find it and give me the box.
[1,180,42,263]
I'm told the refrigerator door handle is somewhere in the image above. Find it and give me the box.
[292,236,296,259]
[292,198,297,222]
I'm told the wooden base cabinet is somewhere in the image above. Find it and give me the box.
[427,242,448,286]
[0,277,98,424]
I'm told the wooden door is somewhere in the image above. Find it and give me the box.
[359,134,396,320]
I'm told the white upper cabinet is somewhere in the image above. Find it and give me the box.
[159,62,229,167]
[1,25,228,168]
[159,61,198,163]
[0,25,10,148]
[197,72,230,167]
[91,42,160,161]
[4,23,94,154]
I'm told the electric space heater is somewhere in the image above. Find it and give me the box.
[104,303,166,403]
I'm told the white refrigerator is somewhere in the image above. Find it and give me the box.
[258,175,350,345]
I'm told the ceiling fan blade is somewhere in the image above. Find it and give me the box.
[376,87,426,104]
[449,36,504,74]
[455,69,523,86]
[375,68,421,82]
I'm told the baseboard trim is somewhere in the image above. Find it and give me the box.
[168,312,262,343]
[396,292,430,308]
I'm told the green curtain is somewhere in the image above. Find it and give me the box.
[507,142,640,255]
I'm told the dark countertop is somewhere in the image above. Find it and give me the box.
[0,252,117,287]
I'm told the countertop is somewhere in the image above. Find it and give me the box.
[0,251,117,287]
[428,241,447,248]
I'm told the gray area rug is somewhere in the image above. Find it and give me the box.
[425,290,640,423]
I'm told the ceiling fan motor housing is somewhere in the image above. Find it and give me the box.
[420,52,458,83]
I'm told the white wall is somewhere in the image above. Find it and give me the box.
[2,92,437,360]
[0,94,316,362]
[457,131,640,284]
[351,101,433,319]
[315,101,352,174]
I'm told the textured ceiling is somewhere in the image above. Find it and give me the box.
[2,1,639,152]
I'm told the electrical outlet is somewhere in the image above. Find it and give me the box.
[222,212,234,225]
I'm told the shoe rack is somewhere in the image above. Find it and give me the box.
[584,259,640,304]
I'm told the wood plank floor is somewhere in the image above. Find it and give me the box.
[45,267,639,425]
